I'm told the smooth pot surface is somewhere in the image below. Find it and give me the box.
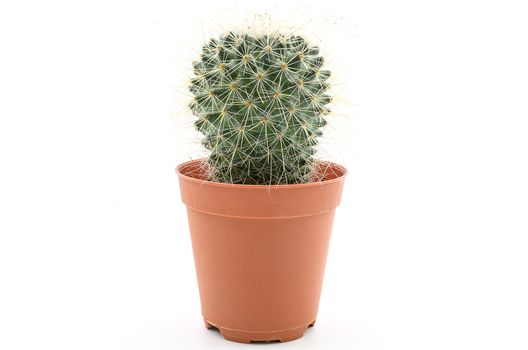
[177,159,347,343]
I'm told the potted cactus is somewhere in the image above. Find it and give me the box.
[176,31,347,343]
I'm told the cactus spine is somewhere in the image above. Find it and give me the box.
[189,32,331,185]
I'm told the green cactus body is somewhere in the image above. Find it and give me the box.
[189,32,331,185]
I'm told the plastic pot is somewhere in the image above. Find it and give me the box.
[176,159,347,343]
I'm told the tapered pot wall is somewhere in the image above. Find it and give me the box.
[177,159,347,343]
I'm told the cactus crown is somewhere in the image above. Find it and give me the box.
[189,32,331,185]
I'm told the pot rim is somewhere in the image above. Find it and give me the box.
[176,158,347,189]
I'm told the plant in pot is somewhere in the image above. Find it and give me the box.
[176,31,347,343]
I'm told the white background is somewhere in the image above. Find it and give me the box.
[1,0,527,349]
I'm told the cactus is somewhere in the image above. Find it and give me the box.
[189,32,331,185]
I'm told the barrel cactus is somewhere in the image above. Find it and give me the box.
[189,32,331,185]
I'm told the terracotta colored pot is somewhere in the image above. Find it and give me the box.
[176,159,347,343]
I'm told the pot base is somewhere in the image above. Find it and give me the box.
[204,317,315,343]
